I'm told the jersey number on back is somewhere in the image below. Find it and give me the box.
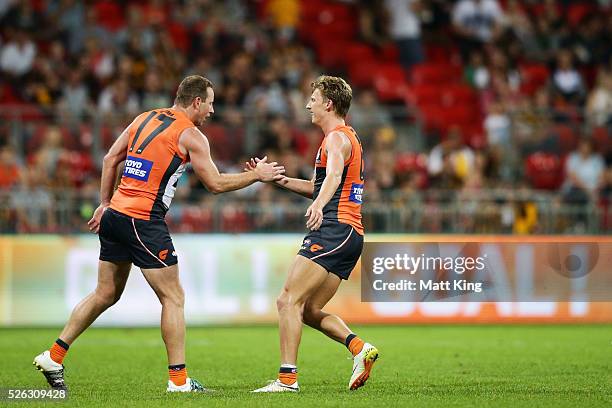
[129,111,176,154]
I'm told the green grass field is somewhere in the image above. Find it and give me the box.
[2,325,611,407]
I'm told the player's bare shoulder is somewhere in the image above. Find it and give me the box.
[178,126,209,158]
[325,130,352,157]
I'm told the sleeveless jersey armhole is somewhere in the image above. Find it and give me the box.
[338,129,354,167]
[174,124,193,162]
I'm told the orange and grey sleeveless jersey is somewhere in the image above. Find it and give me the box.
[110,108,193,220]
[314,125,364,235]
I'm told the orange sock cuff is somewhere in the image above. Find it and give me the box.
[348,336,365,357]
[49,340,69,364]
[278,365,298,385]
[169,364,188,386]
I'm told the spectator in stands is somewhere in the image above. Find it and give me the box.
[141,70,171,111]
[358,0,389,47]
[370,126,398,192]
[348,89,392,141]
[520,11,561,63]
[58,68,92,120]
[488,48,521,92]
[288,74,317,127]
[384,0,424,70]
[513,184,538,234]
[586,67,612,127]
[11,168,56,233]
[116,5,155,55]
[1,1,42,35]
[504,0,532,43]
[464,49,489,89]
[32,126,66,179]
[258,115,294,153]
[24,54,63,110]
[551,49,586,105]
[484,100,511,146]
[265,0,299,42]
[562,138,605,203]
[428,127,475,187]
[46,40,69,82]
[97,78,140,119]
[566,13,608,67]
[244,68,290,117]
[452,0,505,59]
[0,145,21,190]
[0,27,36,77]
[48,0,86,54]
[83,36,115,82]
[77,6,113,53]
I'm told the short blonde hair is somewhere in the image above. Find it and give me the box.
[311,75,352,118]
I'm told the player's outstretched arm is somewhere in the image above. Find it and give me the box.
[305,131,351,230]
[276,176,315,199]
[88,124,131,233]
[245,158,315,199]
[180,127,285,194]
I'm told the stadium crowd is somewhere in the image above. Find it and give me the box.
[0,0,610,234]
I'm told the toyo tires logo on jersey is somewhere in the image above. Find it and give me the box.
[124,156,153,181]
[349,183,363,204]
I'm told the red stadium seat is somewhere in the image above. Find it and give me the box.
[345,43,376,66]
[315,40,350,69]
[58,151,94,188]
[348,60,380,88]
[379,43,400,62]
[440,105,480,126]
[180,206,213,233]
[425,45,460,64]
[525,152,564,190]
[567,3,595,27]
[405,84,442,107]
[168,22,190,54]
[520,64,549,95]
[314,2,355,22]
[299,2,357,44]
[94,0,125,32]
[298,0,328,21]
[26,125,75,154]
[394,152,429,189]
[592,127,610,155]
[441,84,478,107]
[395,152,428,173]
[436,105,481,140]
[374,64,408,102]
[203,124,231,161]
[462,125,486,148]
[553,125,578,154]
[416,103,447,134]
[410,63,462,85]
[220,205,250,233]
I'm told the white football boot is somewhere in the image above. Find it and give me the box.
[33,350,67,390]
[252,379,300,393]
[167,377,207,392]
[348,343,379,390]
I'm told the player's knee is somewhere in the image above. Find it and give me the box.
[277,289,305,314]
[276,290,297,313]
[302,307,320,327]
[276,292,289,313]
[159,286,185,308]
[95,288,121,308]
